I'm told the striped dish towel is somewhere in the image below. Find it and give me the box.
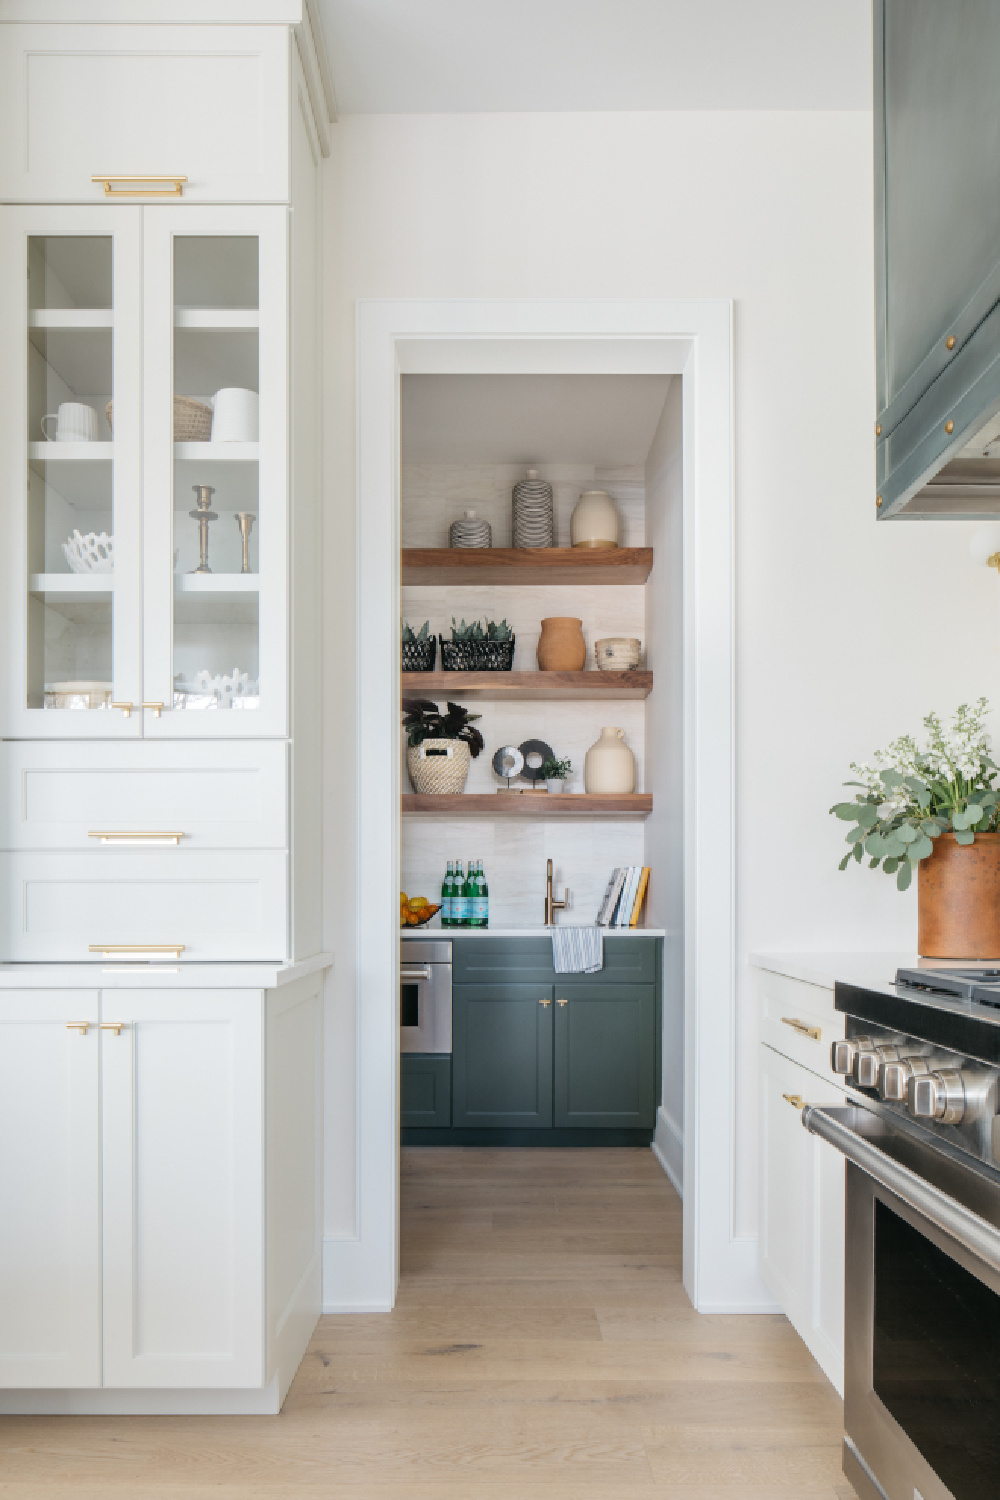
[550,925,604,975]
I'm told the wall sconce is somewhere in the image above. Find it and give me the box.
[969,524,1000,572]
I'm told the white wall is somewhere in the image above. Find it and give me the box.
[322,109,1000,1251]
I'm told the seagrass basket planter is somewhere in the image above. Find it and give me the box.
[406,738,471,795]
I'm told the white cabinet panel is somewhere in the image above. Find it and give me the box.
[0,992,100,1388]
[101,990,264,1387]
[0,26,290,204]
[5,851,287,961]
[4,741,287,850]
[758,1042,845,1395]
[758,969,845,1081]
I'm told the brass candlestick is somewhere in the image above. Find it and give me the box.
[235,511,256,574]
[189,484,217,574]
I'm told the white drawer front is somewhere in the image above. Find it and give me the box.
[3,851,287,962]
[2,742,287,851]
[0,26,290,204]
[758,969,845,1081]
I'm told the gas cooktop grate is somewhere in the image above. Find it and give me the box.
[896,966,1000,1008]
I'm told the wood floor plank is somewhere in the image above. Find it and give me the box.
[0,1146,854,1497]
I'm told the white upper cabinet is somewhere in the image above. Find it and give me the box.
[0,25,291,204]
[0,204,289,740]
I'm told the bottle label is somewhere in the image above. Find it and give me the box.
[440,896,452,924]
[470,897,488,922]
[452,895,469,923]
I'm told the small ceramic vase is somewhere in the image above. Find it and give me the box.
[536,617,586,671]
[546,778,565,795]
[571,490,620,549]
[584,727,635,794]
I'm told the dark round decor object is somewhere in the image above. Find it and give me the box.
[518,739,554,782]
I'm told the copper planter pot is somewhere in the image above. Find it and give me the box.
[918,832,1000,958]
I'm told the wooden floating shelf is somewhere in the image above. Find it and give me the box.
[402,794,652,818]
[401,547,653,587]
[401,670,652,701]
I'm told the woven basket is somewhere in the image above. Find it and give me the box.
[407,739,471,795]
[594,636,641,671]
[105,395,213,441]
[439,636,516,671]
[402,636,437,672]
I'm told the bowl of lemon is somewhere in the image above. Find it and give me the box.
[400,892,441,928]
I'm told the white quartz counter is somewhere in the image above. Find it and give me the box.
[402,927,670,939]
[0,953,333,989]
[749,951,923,991]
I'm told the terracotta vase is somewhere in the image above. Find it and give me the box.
[917,832,1000,958]
[537,617,586,672]
[584,727,636,795]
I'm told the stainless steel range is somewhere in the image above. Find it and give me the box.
[805,965,1000,1500]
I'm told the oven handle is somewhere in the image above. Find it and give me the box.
[400,965,432,981]
[802,1104,1000,1275]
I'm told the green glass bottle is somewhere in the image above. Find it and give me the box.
[452,859,468,927]
[463,856,477,928]
[473,859,489,929]
[441,860,454,928]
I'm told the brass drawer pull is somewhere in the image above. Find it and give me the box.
[89,944,185,958]
[110,701,133,719]
[556,997,568,1007]
[100,1022,125,1036]
[88,831,184,846]
[539,996,551,1007]
[781,1016,821,1042]
[92,175,186,198]
[66,1021,90,1035]
[782,1093,806,1109]
[143,701,165,718]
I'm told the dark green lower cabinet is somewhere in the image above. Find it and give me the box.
[400,1055,451,1128]
[554,984,656,1129]
[452,983,553,1127]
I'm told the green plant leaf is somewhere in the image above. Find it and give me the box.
[952,809,971,830]
[883,857,899,873]
[868,856,880,868]
[853,842,864,862]
[916,788,931,809]
[904,776,929,794]
[967,803,985,824]
[846,826,867,844]
[921,819,943,837]
[831,802,863,820]
[865,832,886,858]
[897,861,913,891]
[896,824,918,844]
[856,805,879,829]
[909,833,934,860]
[881,769,904,787]
[954,830,975,845]
[881,835,906,858]
[839,852,852,871]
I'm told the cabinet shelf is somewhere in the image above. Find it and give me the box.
[29,573,112,601]
[401,669,652,701]
[402,793,652,818]
[29,309,112,329]
[29,443,112,463]
[174,307,259,330]
[174,574,260,594]
[174,442,259,462]
[401,547,654,587]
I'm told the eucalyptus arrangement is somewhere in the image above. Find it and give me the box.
[831,699,999,891]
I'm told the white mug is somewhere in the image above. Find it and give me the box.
[211,387,259,443]
[41,402,99,443]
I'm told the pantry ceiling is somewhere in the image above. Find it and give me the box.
[316,0,870,114]
[401,373,673,467]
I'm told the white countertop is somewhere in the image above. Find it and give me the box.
[0,953,333,989]
[749,951,927,991]
[402,927,669,939]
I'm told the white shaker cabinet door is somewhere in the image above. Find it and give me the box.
[100,991,264,1389]
[0,992,100,1388]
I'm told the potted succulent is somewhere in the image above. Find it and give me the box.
[402,699,485,795]
[541,755,572,794]
[401,619,435,672]
[831,699,1000,957]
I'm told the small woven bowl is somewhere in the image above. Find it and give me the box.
[106,395,213,442]
[594,637,641,671]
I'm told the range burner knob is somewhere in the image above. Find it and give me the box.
[855,1043,912,1090]
[879,1055,936,1101]
[831,1036,875,1075]
[908,1069,967,1125]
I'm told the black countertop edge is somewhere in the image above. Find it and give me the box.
[836,980,1000,1066]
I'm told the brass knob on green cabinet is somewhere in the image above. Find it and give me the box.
[876,496,883,509]
[875,422,882,436]
[947,335,956,350]
[945,420,955,434]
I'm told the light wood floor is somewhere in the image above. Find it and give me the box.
[0,1148,856,1498]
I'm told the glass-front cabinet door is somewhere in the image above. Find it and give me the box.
[0,207,143,737]
[142,207,287,738]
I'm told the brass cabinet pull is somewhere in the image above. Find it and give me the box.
[945,420,955,435]
[782,1093,806,1109]
[66,1021,90,1035]
[89,944,185,958]
[947,335,957,350]
[781,1016,821,1042]
[142,701,164,718]
[88,831,184,846]
[92,175,186,198]
[110,701,133,718]
[539,996,551,1007]
[556,997,568,1007]
[99,1022,125,1036]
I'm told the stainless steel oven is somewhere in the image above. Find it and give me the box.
[400,940,452,1054]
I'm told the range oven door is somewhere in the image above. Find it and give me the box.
[400,940,452,1055]
[804,1104,1000,1500]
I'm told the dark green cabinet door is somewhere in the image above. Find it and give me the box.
[400,1055,451,1128]
[452,983,553,1128]
[554,984,656,1129]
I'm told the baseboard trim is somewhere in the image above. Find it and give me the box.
[0,1378,282,1416]
[322,1234,395,1312]
[401,1127,655,1147]
[652,1106,683,1196]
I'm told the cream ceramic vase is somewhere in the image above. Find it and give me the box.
[536,617,586,671]
[571,489,619,549]
[584,727,635,794]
